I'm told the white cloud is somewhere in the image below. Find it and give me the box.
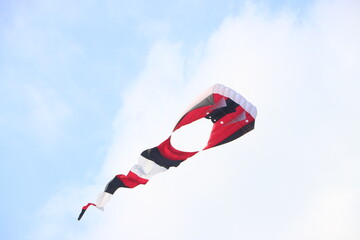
[29,0,360,239]
[283,185,360,240]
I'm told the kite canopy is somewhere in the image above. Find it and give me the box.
[173,84,256,150]
[78,83,257,220]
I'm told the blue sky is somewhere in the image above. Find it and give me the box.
[1,0,359,239]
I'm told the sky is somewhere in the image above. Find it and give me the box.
[0,0,359,239]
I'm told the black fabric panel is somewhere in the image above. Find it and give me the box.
[141,147,184,169]
[78,209,86,221]
[104,176,127,194]
[215,120,255,147]
[205,99,239,123]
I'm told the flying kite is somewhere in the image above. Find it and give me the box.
[78,83,257,220]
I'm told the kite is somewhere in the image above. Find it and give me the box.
[78,83,257,220]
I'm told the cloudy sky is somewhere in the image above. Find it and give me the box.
[1,0,359,239]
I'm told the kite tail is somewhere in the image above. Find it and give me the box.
[77,172,148,221]
[101,138,197,195]
[78,139,195,220]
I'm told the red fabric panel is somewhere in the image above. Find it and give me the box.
[158,137,198,161]
[173,106,210,131]
[82,203,96,210]
[205,106,255,149]
[117,171,149,188]
[173,94,229,131]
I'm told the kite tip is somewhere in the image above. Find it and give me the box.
[78,203,96,221]
[77,209,86,221]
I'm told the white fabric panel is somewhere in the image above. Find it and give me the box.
[96,192,112,209]
[130,155,168,180]
[178,84,257,121]
[181,85,215,114]
[212,83,257,119]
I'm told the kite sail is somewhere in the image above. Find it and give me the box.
[78,83,257,220]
